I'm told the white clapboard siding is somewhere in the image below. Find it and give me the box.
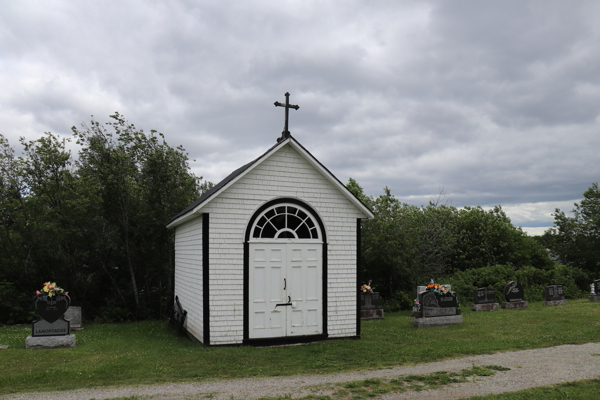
[173,216,204,342]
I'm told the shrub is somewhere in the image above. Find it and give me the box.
[0,281,36,325]
[444,264,589,303]
[381,290,413,312]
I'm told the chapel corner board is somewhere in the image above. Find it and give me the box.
[167,136,373,346]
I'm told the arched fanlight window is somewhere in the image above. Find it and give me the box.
[251,204,321,240]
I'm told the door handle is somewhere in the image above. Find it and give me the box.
[275,296,292,308]
[284,278,286,290]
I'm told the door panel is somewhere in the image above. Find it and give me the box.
[287,244,322,336]
[249,242,322,339]
[249,244,286,339]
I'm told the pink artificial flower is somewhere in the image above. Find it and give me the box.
[36,290,41,295]
[65,292,69,295]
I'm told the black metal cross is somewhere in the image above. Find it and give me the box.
[274,92,299,141]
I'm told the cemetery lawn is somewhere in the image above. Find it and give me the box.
[0,299,599,396]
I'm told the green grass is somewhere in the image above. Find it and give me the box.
[0,299,599,396]
[463,379,600,399]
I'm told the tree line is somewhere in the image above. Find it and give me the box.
[1,114,598,323]
[0,114,207,323]
[348,178,598,310]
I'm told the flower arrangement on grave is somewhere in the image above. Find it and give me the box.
[426,280,456,297]
[360,281,374,293]
[412,297,421,313]
[36,281,68,298]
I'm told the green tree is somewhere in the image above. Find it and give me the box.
[0,114,204,324]
[351,181,457,297]
[348,178,553,308]
[548,183,600,276]
[72,113,202,318]
[449,206,552,272]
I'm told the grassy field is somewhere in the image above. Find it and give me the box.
[0,299,599,396]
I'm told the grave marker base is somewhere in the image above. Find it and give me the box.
[544,299,568,306]
[471,303,499,312]
[500,301,528,310]
[26,334,76,349]
[423,306,458,317]
[361,309,384,320]
[588,295,600,302]
[413,315,463,328]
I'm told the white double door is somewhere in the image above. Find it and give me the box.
[249,241,322,339]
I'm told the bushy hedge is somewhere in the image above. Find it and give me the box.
[444,264,590,303]
[381,290,414,312]
[0,281,36,325]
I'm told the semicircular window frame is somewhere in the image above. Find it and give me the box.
[250,203,322,241]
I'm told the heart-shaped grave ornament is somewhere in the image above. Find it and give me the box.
[34,294,71,323]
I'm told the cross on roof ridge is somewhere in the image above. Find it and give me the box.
[274,92,299,142]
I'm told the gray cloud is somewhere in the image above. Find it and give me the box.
[1,0,598,231]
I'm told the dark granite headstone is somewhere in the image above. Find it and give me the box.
[416,290,460,317]
[594,280,600,295]
[34,294,70,323]
[475,288,496,304]
[360,292,381,309]
[32,318,70,337]
[360,292,384,320]
[545,285,565,301]
[419,290,458,308]
[504,281,524,302]
[413,285,463,327]
[32,294,71,337]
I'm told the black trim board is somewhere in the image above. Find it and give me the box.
[202,213,210,346]
[243,198,328,345]
[356,218,361,338]
[243,241,249,343]
[205,334,359,347]
[243,334,327,347]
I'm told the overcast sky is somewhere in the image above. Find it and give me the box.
[2,1,599,235]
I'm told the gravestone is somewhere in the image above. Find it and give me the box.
[361,292,384,320]
[544,285,568,306]
[589,279,600,302]
[500,281,528,310]
[412,284,463,328]
[64,306,83,330]
[26,292,76,349]
[472,287,499,311]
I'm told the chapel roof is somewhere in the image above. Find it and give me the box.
[167,135,373,228]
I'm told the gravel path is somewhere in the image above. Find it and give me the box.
[2,342,600,400]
